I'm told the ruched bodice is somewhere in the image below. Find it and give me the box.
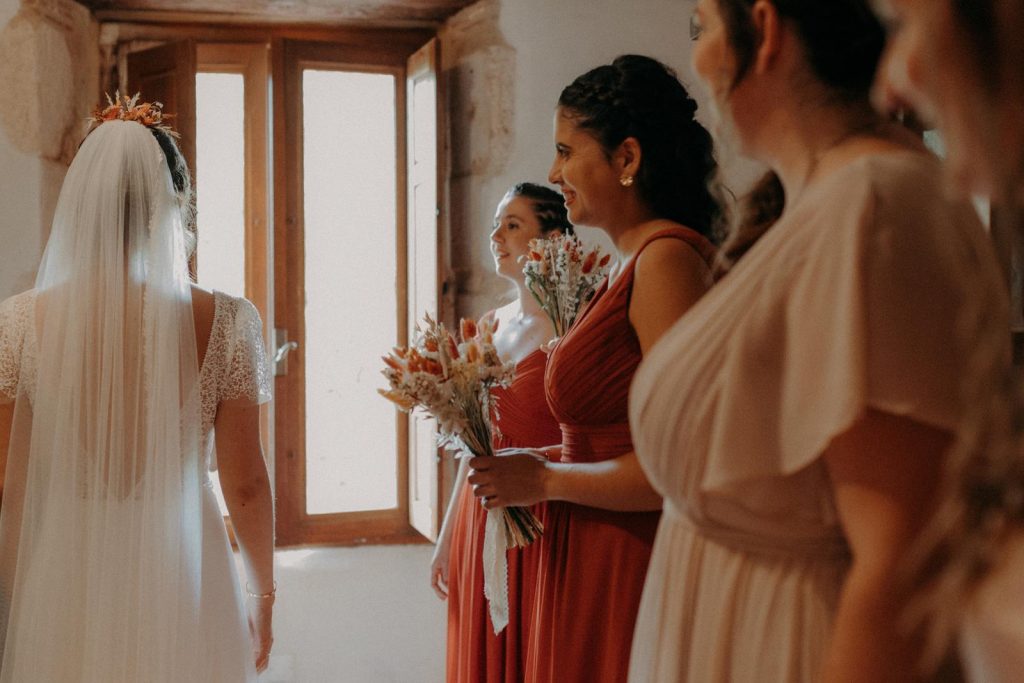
[493,350,564,450]
[544,227,715,465]
[525,226,715,683]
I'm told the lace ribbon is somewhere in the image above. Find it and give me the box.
[482,508,510,634]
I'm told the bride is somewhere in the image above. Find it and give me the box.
[0,96,274,681]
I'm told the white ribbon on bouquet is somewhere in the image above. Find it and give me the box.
[482,508,511,634]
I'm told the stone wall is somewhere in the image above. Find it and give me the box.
[0,0,99,299]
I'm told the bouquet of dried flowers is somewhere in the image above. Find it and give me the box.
[522,234,611,337]
[379,314,543,548]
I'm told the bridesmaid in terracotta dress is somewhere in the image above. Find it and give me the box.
[431,183,571,682]
[467,55,721,682]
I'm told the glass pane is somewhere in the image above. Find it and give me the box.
[195,73,246,298]
[196,72,247,517]
[303,70,399,515]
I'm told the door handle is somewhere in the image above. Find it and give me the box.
[274,328,299,377]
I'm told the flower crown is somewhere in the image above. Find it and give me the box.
[89,92,179,138]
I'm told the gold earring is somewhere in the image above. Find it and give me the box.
[620,175,634,187]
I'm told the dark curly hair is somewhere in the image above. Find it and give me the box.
[506,182,574,236]
[149,126,197,255]
[713,0,886,275]
[557,54,722,242]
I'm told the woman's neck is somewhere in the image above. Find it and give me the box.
[511,278,543,318]
[604,204,663,263]
[754,96,887,204]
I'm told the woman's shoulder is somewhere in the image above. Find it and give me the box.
[628,223,714,288]
[195,287,261,325]
[817,146,944,210]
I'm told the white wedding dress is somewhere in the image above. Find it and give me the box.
[0,120,271,682]
[0,288,270,682]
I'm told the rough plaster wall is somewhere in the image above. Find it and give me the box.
[0,0,99,300]
[0,0,97,163]
[440,0,517,316]
[443,0,764,319]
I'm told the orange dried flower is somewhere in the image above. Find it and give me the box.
[89,91,179,138]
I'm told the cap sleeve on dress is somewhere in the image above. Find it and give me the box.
[0,294,27,404]
[704,157,1007,492]
[220,298,272,406]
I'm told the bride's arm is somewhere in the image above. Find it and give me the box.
[215,402,274,671]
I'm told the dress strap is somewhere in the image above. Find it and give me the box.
[635,225,716,267]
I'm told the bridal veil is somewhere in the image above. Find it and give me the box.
[0,119,205,680]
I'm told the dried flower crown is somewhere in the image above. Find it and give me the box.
[88,91,179,138]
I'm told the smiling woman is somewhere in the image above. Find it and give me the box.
[432,182,568,683]
[465,55,720,683]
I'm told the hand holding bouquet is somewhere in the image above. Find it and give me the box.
[379,314,544,548]
[522,234,612,337]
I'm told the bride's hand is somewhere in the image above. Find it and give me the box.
[468,451,551,509]
[247,595,274,673]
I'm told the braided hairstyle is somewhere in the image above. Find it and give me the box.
[558,55,722,242]
[713,0,886,275]
[506,182,574,236]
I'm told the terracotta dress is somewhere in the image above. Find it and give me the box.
[447,349,563,682]
[526,227,715,683]
[628,152,1007,682]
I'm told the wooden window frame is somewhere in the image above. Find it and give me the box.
[276,39,415,546]
[111,23,446,547]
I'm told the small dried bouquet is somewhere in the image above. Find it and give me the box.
[379,314,543,548]
[522,234,611,337]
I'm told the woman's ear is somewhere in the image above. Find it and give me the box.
[751,0,784,75]
[616,137,643,181]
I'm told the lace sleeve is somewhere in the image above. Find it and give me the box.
[220,297,272,406]
[0,293,29,403]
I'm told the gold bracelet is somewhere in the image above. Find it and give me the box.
[246,581,277,600]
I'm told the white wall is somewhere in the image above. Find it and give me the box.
[0,0,44,300]
[0,0,99,300]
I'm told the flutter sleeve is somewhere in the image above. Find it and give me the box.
[703,158,1008,493]
[220,297,273,406]
[775,165,1007,476]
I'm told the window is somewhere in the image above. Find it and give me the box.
[122,31,446,546]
